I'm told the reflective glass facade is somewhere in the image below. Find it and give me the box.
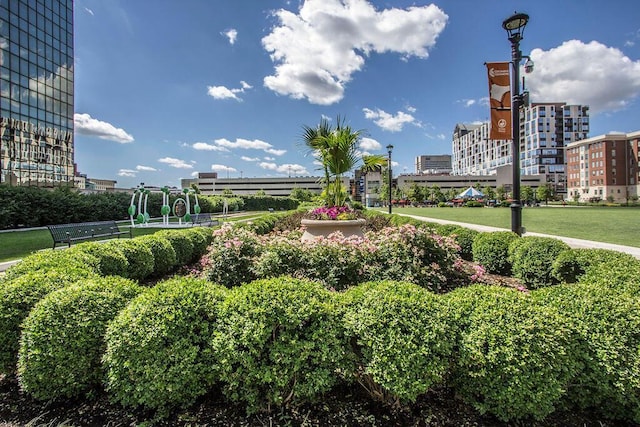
[0,0,74,186]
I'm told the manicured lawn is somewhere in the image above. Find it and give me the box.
[394,206,640,248]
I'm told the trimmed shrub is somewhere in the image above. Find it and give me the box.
[448,227,479,261]
[508,236,570,289]
[3,248,100,280]
[0,268,98,374]
[211,276,350,413]
[182,227,211,262]
[446,285,578,421]
[580,255,640,295]
[471,231,519,275]
[102,239,154,282]
[534,283,640,423]
[71,241,129,277]
[103,277,227,412]
[136,234,178,277]
[17,277,142,401]
[552,248,640,286]
[434,223,461,236]
[341,281,454,405]
[155,230,194,266]
[204,224,262,288]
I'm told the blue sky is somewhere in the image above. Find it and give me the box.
[72,0,640,189]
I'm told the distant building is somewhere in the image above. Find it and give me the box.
[185,172,347,197]
[566,131,640,203]
[452,103,589,195]
[0,0,75,187]
[415,155,452,174]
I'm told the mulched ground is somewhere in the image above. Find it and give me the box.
[0,374,631,427]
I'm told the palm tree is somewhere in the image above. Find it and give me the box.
[302,116,379,207]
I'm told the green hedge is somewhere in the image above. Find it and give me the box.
[535,283,640,422]
[508,236,570,289]
[446,285,578,421]
[104,277,227,412]
[102,239,154,282]
[0,267,98,373]
[211,276,350,413]
[17,277,142,401]
[135,234,178,277]
[3,247,101,280]
[155,230,195,266]
[341,281,454,405]
[472,231,519,275]
[71,241,130,277]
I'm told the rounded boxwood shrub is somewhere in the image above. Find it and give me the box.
[580,256,640,295]
[71,241,129,277]
[0,267,98,374]
[135,234,177,277]
[446,284,578,421]
[448,226,479,261]
[4,248,100,280]
[102,239,154,282]
[550,248,636,284]
[534,283,640,423]
[341,281,454,405]
[211,276,350,413]
[103,277,227,412]
[508,236,570,289]
[155,230,194,266]
[17,277,142,401]
[471,231,519,275]
[182,227,210,262]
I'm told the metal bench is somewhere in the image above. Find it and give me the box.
[47,220,132,248]
[191,213,220,227]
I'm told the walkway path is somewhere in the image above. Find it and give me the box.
[399,213,640,260]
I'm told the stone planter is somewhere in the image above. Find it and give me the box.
[300,218,366,242]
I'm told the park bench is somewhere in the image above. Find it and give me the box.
[47,220,132,248]
[191,213,219,227]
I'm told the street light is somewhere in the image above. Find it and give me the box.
[387,144,393,214]
[502,12,529,236]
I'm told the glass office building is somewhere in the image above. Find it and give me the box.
[0,0,74,186]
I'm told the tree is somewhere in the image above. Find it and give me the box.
[290,187,314,202]
[482,185,496,200]
[521,186,534,204]
[407,184,423,204]
[536,183,554,205]
[255,189,266,196]
[496,185,507,201]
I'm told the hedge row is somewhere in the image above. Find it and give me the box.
[4,275,639,423]
[0,226,215,375]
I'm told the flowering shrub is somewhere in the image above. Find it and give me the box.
[204,222,472,292]
[306,205,358,220]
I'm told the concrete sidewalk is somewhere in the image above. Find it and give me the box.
[400,214,640,260]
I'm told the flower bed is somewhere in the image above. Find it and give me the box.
[1,215,639,425]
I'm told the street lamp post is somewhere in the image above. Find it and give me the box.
[502,12,530,236]
[387,144,393,214]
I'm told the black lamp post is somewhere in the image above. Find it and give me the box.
[502,12,529,236]
[387,144,393,214]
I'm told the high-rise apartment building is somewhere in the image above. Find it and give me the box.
[0,0,74,186]
[415,154,452,174]
[452,103,589,194]
[566,131,639,203]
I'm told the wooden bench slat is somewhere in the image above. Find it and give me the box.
[47,220,132,248]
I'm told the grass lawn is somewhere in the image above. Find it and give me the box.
[394,205,640,248]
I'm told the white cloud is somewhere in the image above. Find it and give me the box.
[136,165,157,171]
[406,105,417,113]
[74,113,134,143]
[214,138,286,156]
[262,0,447,105]
[190,171,199,177]
[527,40,640,113]
[207,81,253,101]
[118,169,136,177]
[241,156,261,162]
[259,162,309,175]
[264,156,275,161]
[363,108,416,132]
[223,28,238,45]
[192,142,228,152]
[211,164,237,173]
[158,157,193,169]
[359,137,381,151]
[84,7,94,16]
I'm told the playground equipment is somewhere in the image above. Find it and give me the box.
[129,186,203,227]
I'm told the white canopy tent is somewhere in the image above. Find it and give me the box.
[457,186,484,198]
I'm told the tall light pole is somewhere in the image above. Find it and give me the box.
[502,12,529,236]
[387,144,393,214]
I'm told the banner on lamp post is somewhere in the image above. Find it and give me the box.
[486,62,511,140]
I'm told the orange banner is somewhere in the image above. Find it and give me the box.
[486,62,511,140]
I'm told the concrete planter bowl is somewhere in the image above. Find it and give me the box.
[300,218,366,242]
